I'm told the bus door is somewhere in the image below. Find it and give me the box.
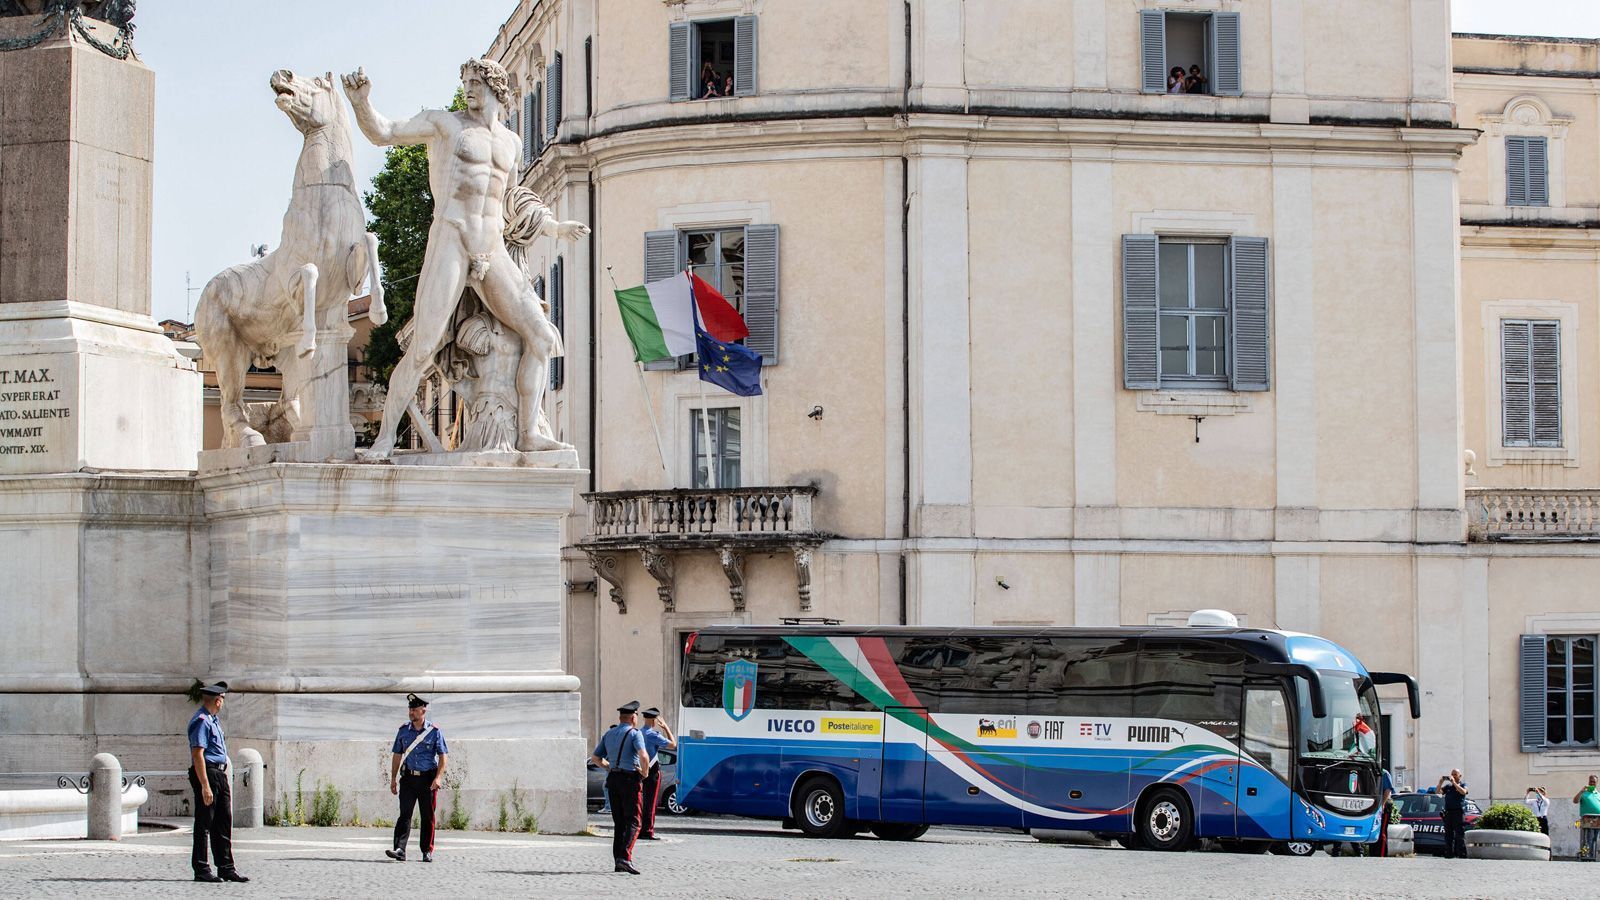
[1238,683,1294,841]
[879,706,929,823]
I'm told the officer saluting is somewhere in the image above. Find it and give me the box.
[638,707,677,841]
[387,693,448,863]
[591,700,649,874]
[187,681,248,883]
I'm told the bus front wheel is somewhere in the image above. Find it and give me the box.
[792,777,849,839]
[1137,788,1194,852]
[870,822,929,841]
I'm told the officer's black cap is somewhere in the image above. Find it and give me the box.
[407,693,428,709]
[617,700,640,714]
[200,681,229,696]
[641,707,661,719]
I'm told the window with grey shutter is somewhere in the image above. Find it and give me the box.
[1121,235,1160,388]
[742,224,779,365]
[545,53,563,143]
[1501,319,1560,448]
[1209,12,1242,96]
[1506,136,1548,207]
[1544,635,1598,747]
[533,84,544,156]
[733,15,758,97]
[642,230,683,371]
[1139,10,1167,94]
[549,257,564,391]
[1521,635,1547,752]
[1228,236,1269,391]
[521,91,535,167]
[669,21,692,101]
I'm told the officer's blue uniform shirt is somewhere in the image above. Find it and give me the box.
[642,727,672,763]
[1380,769,1394,795]
[594,724,646,772]
[188,708,229,765]
[392,721,448,772]
[1442,779,1468,811]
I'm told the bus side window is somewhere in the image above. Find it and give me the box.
[683,634,725,708]
[892,637,947,707]
[937,636,1035,714]
[1242,686,1291,783]
[1134,640,1243,731]
[1037,638,1138,718]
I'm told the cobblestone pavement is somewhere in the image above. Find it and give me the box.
[0,815,1593,899]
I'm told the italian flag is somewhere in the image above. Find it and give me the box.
[615,272,749,362]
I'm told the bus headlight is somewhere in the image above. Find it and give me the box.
[1322,794,1374,814]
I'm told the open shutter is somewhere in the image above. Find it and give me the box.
[643,230,682,371]
[1506,137,1529,206]
[1526,136,1549,206]
[1521,635,1548,752]
[669,22,692,101]
[1531,320,1560,446]
[521,92,535,166]
[545,53,563,143]
[1228,236,1270,391]
[734,15,759,97]
[1502,320,1532,447]
[533,84,544,156]
[1121,235,1159,389]
[1139,10,1166,94]
[549,257,565,391]
[1209,12,1242,96]
[743,223,779,364]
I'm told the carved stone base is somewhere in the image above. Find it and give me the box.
[386,448,581,469]
[197,439,345,475]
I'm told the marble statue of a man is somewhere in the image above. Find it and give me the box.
[341,59,589,458]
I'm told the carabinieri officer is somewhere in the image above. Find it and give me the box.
[387,693,448,862]
[187,681,248,883]
[591,700,649,874]
[638,707,677,840]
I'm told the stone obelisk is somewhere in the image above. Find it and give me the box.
[0,11,203,791]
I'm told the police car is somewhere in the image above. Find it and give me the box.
[1393,790,1482,854]
[586,749,689,815]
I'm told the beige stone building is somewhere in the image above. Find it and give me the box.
[483,0,1600,824]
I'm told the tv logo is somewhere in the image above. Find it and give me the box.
[1080,722,1113,740]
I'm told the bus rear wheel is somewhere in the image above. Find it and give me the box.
[792,777,849,839]
[1137,788,1194,852]
[870,822,929,841]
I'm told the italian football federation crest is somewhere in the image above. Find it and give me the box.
[723,659,757,721]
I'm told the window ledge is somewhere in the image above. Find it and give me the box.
[1528,748,1600,773]
[1136,390,1253,416]
[1487,446,1578,468]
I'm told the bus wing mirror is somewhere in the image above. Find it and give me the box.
[1245,662,1327,718]
[1368,671,1421,719]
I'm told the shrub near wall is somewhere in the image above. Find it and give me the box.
[1467,803,1550,861]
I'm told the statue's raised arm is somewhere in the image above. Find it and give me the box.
[340,66,441,147]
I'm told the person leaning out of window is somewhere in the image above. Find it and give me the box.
[699,62,720,99]
[1167,66,1187,94]
[1185,65,1207,94]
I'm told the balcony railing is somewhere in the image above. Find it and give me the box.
[577,486,824,615]
[1468,489,1600,541]
[585,486,816,539]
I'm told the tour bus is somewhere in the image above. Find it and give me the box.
[677,614,1420,851]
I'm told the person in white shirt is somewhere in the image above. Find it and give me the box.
[1524,786,1550,835]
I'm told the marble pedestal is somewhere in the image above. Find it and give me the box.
[196,461,589,833]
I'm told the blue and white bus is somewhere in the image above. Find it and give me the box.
[678,620,1419,851]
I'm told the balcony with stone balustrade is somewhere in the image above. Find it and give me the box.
[576,486,825,614]
[1467,489,1600,541]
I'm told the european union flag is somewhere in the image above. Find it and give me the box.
[695,327,763,396]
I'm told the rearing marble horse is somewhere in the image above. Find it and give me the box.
[195,69,386,449]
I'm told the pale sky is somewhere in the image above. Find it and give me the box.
[139,1,1600,324]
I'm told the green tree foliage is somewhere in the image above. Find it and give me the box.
[361,90,465,386]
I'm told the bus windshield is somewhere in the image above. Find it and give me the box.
[1297,675,1382,763]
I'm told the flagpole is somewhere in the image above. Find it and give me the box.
[687,267,718,490]
[606,264,673,486]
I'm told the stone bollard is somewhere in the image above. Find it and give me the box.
[235,749,264,829]
[86,753,123,841]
